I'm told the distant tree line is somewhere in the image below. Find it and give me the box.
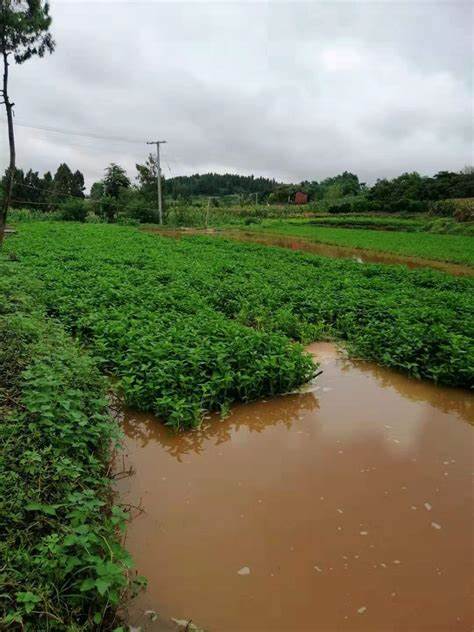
[270,171,365,204]
[270,168,474,211]
[1,163,84,210]
[164,172,279,199]
[2,162,473,223]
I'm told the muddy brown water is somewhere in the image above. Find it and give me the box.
[143,227,473,276]
[117,343,474,631]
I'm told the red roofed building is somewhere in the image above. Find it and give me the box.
[294,191,308,205]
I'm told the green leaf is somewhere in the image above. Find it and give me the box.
[79,578,96,592]
[95,578,111,596]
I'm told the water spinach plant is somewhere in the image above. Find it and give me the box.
[0,261,141,629]
[4,222,473,433]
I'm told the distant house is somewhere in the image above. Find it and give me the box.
[294,191,308,205]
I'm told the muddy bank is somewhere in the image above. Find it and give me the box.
[117,343,473,631]
[144,227,473,276]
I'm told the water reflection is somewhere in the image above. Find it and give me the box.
[337,353,473,422]
[143,227,473,276]
[121,390,320,460]
[120,343,472,464]
[118,343,474,631]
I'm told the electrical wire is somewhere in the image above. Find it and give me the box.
[1,117,145,144]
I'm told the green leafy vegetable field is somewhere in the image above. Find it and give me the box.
[4,222,473,432]
[242,220,474,265]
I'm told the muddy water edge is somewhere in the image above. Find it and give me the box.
[142,227,473,276]
[116,343,474,631]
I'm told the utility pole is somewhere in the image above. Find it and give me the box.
[146,140,167,225]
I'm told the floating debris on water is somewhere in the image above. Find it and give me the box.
[237,566,250,575]
[424,502,432,511]
[431,522,442,530]
[357,606,367,614]
[171,619,202,631]
[144,610,158,621]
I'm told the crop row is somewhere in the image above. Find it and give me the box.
[243,220,474,265]
[0,260,139,629]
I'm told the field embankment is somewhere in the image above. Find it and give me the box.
[238,220,474,266]
[4,222,473,430]
[0,261,138,629]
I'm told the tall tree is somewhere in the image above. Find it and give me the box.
[0,0,55,244]
[103,163,130,198]
[49,162,73,208]
[136,153,158,201]
[71,169,85,198]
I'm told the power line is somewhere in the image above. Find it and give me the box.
[164,157,173,175]
[0,117,144,144]
[10,197,163,215]
[10,198,87,206]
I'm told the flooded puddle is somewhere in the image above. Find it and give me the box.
[117,343,474,631]
[144,227,473,276]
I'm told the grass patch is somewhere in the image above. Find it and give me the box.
[0,261,140,630]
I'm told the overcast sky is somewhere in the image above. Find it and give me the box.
[1,0,473,187]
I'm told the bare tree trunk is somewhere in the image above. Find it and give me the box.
[0,50,15,246]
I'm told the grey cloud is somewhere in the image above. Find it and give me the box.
[1,0,473,188]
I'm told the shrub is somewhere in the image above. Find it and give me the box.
[429,199,458,217]
[99,195,118,222]
[327,201,353,214]
[380,198,428,213]
[116,215,140,226]
[122,198,158,224]
[7,208,61,222]
[59,198,87,222]
[453,199,474,223]
[351,198,376,213]
[85,212,104,223]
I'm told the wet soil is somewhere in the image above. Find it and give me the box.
[117,343,474,631]
[143,227,473,276]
